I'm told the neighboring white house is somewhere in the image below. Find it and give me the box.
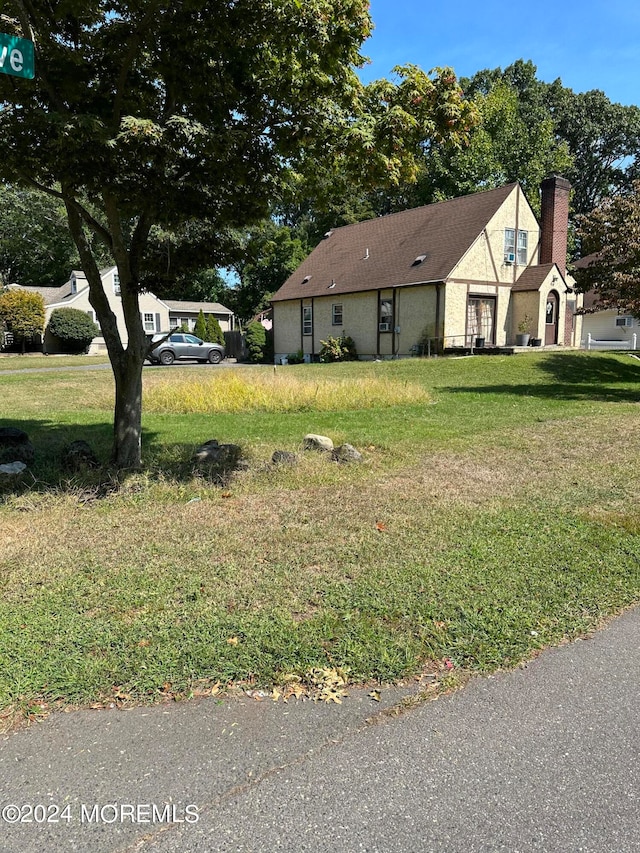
[8,267,234,354]
[574,257,639,351]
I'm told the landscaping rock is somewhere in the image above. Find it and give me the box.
[0,427,35,466]
[192,440,243,478]
[271,450,298,466]
[303,433,334,452]
[61,439,100,471]
[0,461,27,479]
[331,443,363,464]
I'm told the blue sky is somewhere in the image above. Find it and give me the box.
[361,0,640,106]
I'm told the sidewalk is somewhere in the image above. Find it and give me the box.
[1,607,638,852]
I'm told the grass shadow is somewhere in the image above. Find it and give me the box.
[0,416,204,498]
[443,352,640,404]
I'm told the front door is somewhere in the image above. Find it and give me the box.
[545,291,559,345]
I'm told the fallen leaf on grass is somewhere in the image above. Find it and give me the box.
[226,636,239,645]
[375,521,387,532]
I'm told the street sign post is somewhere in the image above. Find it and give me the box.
[0,33,35,80]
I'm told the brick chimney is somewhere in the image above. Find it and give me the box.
[539,176,571,269]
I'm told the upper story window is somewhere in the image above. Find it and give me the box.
[70,275,77,295]
[504,229,528,265]
[517,230,528,265]
[615,316,634,327]
[332,304,343,326]
[113,273,121,295]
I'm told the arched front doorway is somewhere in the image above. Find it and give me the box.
[545,290,559,345]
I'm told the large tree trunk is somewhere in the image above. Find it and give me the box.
[64,193,152,470]
[112,351,145,469]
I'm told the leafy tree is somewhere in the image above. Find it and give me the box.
[400,61,571,212]
[205,314,225,346]
[545,84,640,215]
[0,289,45,352]
[0,185,78,287]
[230,222,309,323]
[0,2,475,468]
[193,310,207,341]
[244,321,267,363]
[573,181,640,314]
[47,307,99,352]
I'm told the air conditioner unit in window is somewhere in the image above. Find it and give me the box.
[379,322,392,332]
[504,252,516,265]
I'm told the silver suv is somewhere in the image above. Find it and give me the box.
[147,333,225,366]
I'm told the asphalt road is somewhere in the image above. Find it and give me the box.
[0,606,638,853]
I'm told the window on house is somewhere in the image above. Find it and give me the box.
[517,231,528,265]
[504,229,516,262]
[467,296,496,344]
[302,305,312,335]
[169,318,179,329]
[113,274,121,295]
[615,316,634,327]
[143,313,155,332]
[71,277,77,295]
[379,297,393,332]
[332,304,343,326]
[504,229,528,264]
[86,310,98,326]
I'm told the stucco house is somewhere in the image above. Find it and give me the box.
[8,267,234,353]
[271,177,583,362]
[573,255,638,351]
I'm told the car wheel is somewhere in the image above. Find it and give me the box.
[208,350,222,364]
[159,350,175,365]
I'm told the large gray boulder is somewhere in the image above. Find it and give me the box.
[0,427,35,465]
[271,450,298,466]
[61,440,100,471]
[331,443,363,464]
[192,440,243,479]
[303,433,334,452]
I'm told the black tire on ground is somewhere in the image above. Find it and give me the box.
[208,350,222,364]
[159,350,175,365]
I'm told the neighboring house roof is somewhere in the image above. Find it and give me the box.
[272,183,518,302]
[164,299,233,315]
[7,283,72,304]
[511,263,566,292]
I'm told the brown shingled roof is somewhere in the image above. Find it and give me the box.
[511,263,558,292]
[272,183,518,302]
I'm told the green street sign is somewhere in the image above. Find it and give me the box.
[0,33,35,80]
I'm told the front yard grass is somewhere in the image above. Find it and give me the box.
[0,351,639,725]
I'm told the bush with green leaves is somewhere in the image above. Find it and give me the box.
[244,320,267,363]
[193,309,207,340]
[47,307,100,352]
[206,314,225,345]
[319,334,358,362]
[287,349,305,364]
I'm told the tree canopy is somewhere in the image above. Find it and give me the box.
[574,180,640,314]
[0,1,475,467]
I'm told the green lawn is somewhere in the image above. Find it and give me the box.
[0,351,638,724]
